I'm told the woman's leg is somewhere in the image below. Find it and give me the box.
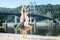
[22,30,27,38]
[17,27,26,38]
[22,25,32,38]
[16,25,32,38]
[20,24,32,38]
[16,27,22,31]
[25,24,32,31]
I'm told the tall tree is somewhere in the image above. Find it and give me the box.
[0,12,3,26]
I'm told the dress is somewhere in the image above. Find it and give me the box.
[18,20,25,30]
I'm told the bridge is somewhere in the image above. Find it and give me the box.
[0,2,58,35]
[0,12,57,35]
[1,12,55,20]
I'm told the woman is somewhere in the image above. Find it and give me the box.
[17,4,32,38]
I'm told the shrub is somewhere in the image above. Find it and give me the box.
[14,24,18,29]
[0,28,5,33]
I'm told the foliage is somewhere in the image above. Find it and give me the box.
[0,13,3,26]
[14,24,18,29]
[0,28,5,33]
[0,4,60,21]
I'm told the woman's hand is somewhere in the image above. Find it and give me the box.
[21,4,26,14]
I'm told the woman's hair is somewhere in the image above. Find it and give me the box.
[23,9,25,13]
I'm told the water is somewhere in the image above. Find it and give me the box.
[1,23,60,36]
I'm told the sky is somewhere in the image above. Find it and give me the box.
[0,0,60,8]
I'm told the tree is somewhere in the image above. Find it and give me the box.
[0,13,3,26]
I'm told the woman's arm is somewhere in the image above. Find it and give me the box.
[20,4,25,22]
[21,4,25,14]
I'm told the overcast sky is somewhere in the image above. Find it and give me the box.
[0,0,60,8]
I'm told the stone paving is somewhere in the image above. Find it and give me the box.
[0,33,60,40]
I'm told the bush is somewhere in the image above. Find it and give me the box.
[0,28,5,33]
[0,23,2,26]
[0,13,3,26]
[14,24,18,29]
